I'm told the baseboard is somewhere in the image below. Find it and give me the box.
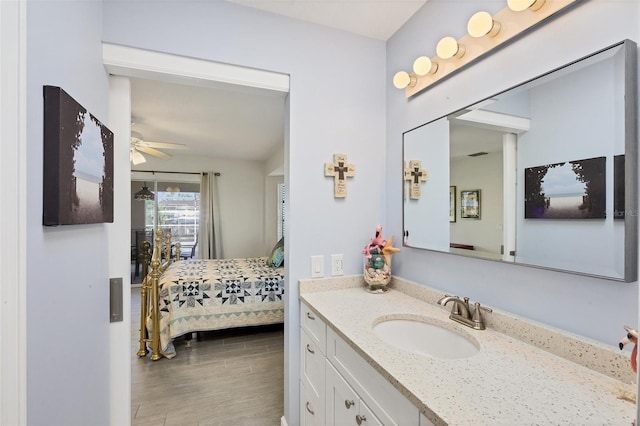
[280,415,288,426]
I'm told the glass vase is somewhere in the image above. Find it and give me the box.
[363,254,391,293]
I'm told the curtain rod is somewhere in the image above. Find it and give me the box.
[131,170,221,176]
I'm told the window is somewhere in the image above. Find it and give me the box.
[144,182,200,252]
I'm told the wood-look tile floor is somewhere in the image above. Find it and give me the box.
[131,288,284,426]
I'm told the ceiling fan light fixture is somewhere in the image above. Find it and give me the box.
[130,148,146,165]
[134,183,155,201]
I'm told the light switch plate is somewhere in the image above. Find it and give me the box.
[331,254,343,276]
[311,255,324,278]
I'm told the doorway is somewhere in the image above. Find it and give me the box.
[105,44,290,424]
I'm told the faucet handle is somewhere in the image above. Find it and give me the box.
[471,302,492,330]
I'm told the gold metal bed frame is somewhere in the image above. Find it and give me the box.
[136,229,182,361]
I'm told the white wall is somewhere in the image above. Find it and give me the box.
[450,152,503,254]
[102,3,387,424]
[387,1,639,346]
[26,1,111,424]
[264,143,285,253]
[134,154,268,258]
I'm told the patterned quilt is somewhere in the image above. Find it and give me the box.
[151,257,285,358]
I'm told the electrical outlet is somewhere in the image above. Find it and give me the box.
[311,255,324,278]
[331,254,343,276]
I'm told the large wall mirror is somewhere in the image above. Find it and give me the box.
[403,39,638,282]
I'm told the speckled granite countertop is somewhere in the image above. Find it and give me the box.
[299,277,637,426]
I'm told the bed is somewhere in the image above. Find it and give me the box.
[138,230,285,360]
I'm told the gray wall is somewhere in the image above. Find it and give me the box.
[26,1,110,424]
[387,1,639,346]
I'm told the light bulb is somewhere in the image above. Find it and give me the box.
[507,0,546,12]
[413,56,438,76]
[436,37,465,59]
[393,71,417,89]
[467,11,501,38]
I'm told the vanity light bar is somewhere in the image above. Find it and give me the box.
[392,0,578,97]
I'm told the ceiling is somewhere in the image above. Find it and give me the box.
[224,0,428,41]
[129,0,427,165]
[130,77,287,162]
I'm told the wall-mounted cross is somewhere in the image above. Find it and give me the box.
[403,160,428,200]
[325,153,356,198]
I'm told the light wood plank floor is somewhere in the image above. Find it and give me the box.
[131,287,285,426]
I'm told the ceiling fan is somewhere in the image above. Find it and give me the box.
[130,131,188,165]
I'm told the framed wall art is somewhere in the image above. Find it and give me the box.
[43,86,114,226]
[460,190,480,219]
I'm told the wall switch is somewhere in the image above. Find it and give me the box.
[311,255,324,278]
[331,254,344,276]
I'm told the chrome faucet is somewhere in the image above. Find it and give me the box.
[437,295,492,330]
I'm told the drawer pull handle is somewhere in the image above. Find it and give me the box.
[344,399,355,409]
[306,312,315,320]
[305,401,315,415]
[356,414,367,425]
[306,344,315,354]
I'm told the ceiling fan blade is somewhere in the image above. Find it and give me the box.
[137,141,188,150]
[136,146,172,159]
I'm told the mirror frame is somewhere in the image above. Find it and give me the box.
[402,39,638,282]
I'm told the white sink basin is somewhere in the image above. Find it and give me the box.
[373,316,479,359]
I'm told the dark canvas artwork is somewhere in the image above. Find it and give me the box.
[43,86,114,226]
[524,156,606,219]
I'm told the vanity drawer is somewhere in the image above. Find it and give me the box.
[300,379,325,426]
[301,302,326,354]
[301,327,325,403]
[327,327,419,426]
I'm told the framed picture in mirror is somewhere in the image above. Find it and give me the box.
[461,190,480,219]
[449,186,456,222]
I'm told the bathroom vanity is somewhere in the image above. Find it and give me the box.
[299,276,636,425]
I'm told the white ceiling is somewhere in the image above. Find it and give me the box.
[129,0,427,165]
[224,0,428,41]
[130,77,287,162]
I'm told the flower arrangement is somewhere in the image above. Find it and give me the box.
[362,225,400,293]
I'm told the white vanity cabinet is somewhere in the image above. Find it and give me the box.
[300,301,422,426]
[300,303,327,426]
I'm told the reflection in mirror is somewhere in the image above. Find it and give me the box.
[403,39,637,281]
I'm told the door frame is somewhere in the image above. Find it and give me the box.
[103,43,290,423]
[0,0,27,423]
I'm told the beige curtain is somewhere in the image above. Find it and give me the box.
[198,172,221,259]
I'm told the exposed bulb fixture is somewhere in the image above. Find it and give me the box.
[436,36,465,59]
[392,0,574,96]
[392,71,417,89]
[134,183,155,201]
[467,11,501,38]
[507,0,546,12]
[166,185,181,193]
[413,56,438,76]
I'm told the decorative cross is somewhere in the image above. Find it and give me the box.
[325,153,356,198]
[403,160,428,200]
